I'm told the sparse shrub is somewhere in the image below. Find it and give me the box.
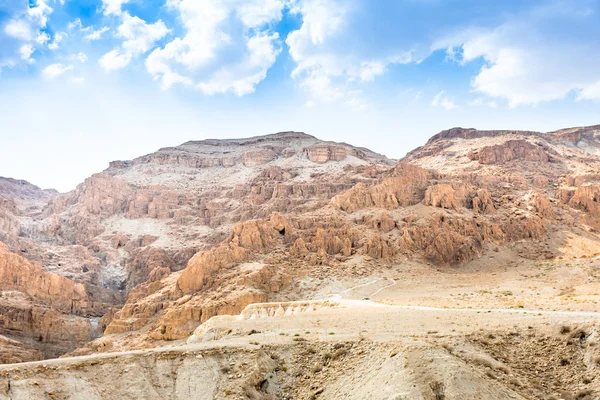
[474,356,494,369]
[496,365,510,374]
[560,325,572,334]
[441,342,454,352]
[575,389,595,400]
[569,328,587,340]
[331,348,347,360]
[248,329,260,336]
[221,365,231,373]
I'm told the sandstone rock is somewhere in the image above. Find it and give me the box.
[243,149,277,166]
[375,212,396,233]
[0,244,100,360]
[471,189,495,214]
[305,144,347,163]
[363,234,395,259]
[424,184,461,210]
[331,163,432,212]
[0,243,90,314]
[528,192,555,219]
[469,140,551,165]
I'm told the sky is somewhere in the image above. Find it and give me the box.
[1,0,600,192]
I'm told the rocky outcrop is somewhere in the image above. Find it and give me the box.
[471,189,495,214]
[242,149,277,166]
[331,163,432,212]
[0,243,91,314]
[423,184,462,210]
[425,127,540,143]
[0,243,102,360]
[305,144,348,163]
[8,125,600,363]
[469,140,552,165]
[528,192,555,219]
[0,335,42,364]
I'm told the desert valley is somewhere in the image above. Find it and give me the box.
[0,126,599,399]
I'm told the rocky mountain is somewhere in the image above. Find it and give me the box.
[71,125,600,355]
[0,132,393,361]
[2,125,600,369]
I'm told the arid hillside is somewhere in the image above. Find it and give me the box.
[2,126,600,400]
[0,132,393,360]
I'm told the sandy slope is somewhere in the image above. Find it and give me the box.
[0,298,598,399]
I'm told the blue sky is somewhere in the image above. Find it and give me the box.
[1,0,600,191]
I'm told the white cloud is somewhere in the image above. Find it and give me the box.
[118,13,169,54]
[48,31,67,50]
[35,31,49,44]
[1,0,53,67]
[102,0,130,16]
[84,26,109,41]
[99,49,131,70]
[68,18,83,30]
[43,63,73,79]
[435,3,600,106]
[578,81,600,101]
[286,0,421,106]
[19,44,34,62]
[357,61,386,82]
[145,0,283,95]
[5,19,34,40]
[70,52,88,63]
[99,13,169,71]
[432,91,457,110]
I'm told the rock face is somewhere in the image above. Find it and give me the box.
[469,140,552,165]
[5,126,600,362]
[0,243,100,361]
[0,132,393,360]
[72,125,600,354]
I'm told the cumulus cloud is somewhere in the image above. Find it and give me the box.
[434,2,600,105]
[102,0,130,16]
[48,31,67,50]
[70,52,88,63]
[5,19,33,41]
[84,26,109,41]
[432,91,457,110]
[145,0,284,95]
[100,13,169,71]
[578,81,600,101]
[1,0,53,68]
[43,63,73,79]
[285,0,422,106]
[99,48,131,70]
[19,44,34,62]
